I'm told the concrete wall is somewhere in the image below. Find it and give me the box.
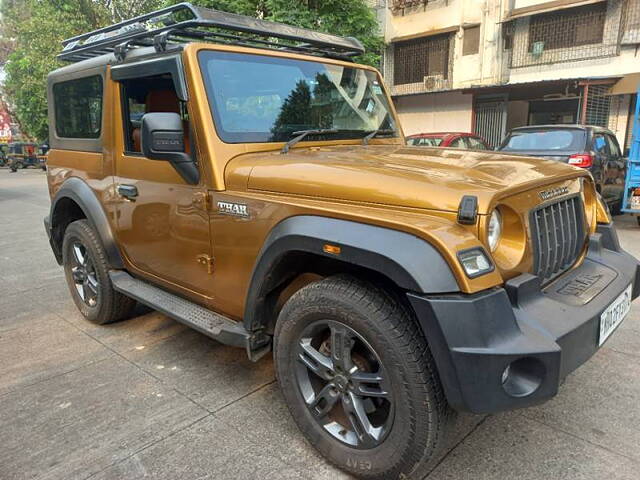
[383,0,504,90]
[394,91,474,135]
[384,0,484,42]
[383,0,640,92]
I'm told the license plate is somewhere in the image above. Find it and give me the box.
[599,284,632,346]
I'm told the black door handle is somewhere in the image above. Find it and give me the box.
[117,184,138,200]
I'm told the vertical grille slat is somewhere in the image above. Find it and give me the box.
[541,207,551,279]
[566,199,576,263]
[557,202,567,269]
[530,196,586,283]
[569,198,579,259]
[549,204,559,274]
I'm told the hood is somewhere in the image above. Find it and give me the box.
[227,145,589,214]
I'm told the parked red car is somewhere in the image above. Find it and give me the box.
[407,132,491,150]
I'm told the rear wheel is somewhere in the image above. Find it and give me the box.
[13,161,24,169]
[274,275,448,479]
[62,220,136,324]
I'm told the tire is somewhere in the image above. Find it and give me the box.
[62,219,136,324]
[14,161,24,169]
[274,275,448,480]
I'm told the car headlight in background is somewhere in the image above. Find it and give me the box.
[457,248,494,278]
[487,209,502,251]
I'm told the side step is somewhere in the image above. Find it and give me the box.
[109,271,270,361]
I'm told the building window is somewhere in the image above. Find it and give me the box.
[393,33,450,85]
[528,2,607,52]
[53,76,103,138]
[463,26,480,55]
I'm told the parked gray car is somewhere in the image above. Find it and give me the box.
[499,125,626,212]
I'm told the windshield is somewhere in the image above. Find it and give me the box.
[199,50,397,143]
[500,129,585,151]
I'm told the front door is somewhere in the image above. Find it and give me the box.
[112,73,213,300]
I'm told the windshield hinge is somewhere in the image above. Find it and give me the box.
[196,254,215,275]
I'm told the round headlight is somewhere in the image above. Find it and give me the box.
[487,209,502,251]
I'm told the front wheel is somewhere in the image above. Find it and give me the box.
[62,219,136,324]
[274,275,448,479]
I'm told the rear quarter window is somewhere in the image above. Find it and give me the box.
[53,76,103,138]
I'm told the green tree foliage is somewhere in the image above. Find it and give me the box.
[1,0,381,141]
[266,0,382,67]
[0,0,163,140]
[178,0,383,66]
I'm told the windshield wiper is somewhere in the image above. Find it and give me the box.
[281,129,338,154]
[362,129,396,145]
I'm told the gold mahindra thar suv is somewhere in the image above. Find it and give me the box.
[44,4,639,479]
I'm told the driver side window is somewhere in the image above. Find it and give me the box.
[120,75,189,154]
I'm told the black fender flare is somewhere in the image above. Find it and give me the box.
[243,215,459,331]
[49,177,124,269]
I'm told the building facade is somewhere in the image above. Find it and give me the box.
[381,0,640,149]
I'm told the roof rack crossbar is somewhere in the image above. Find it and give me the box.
[58,2,364,63]
[172,28,336,56]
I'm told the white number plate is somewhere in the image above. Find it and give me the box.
[599,284,632,346]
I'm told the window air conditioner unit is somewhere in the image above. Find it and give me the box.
[424,75,439,90]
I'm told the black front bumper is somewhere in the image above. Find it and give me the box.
[408,225,640,414]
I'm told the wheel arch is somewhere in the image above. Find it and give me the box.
[243,215,459,333]
[48,177,124,269]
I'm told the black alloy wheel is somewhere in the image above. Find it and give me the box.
[68,240,100,308]
[295,319,394,449]
[62,219,136,324]
[274,275,449,480]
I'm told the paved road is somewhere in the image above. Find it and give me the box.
[1,168,639,480]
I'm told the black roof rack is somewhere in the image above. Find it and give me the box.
[59,2,365,63]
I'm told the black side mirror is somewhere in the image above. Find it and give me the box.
[141,112,199,185]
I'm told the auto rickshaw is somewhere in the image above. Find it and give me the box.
[8,142,47,171]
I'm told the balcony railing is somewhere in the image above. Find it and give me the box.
[389,0,447,16]
[507,1,622,68]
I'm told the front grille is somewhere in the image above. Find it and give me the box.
[530,195,587,283]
